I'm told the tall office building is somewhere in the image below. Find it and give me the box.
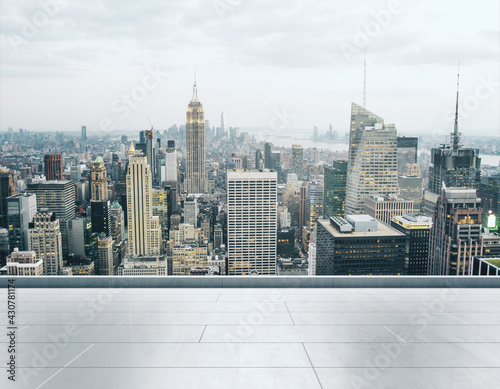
[184,196,198,226]
[110,201,125,243]
[323,161,348,218]
[27,180,75,256]
[397,137,418,175]
[264,142,272,169]
[312,216,407,275]
[91,157,108,201]
[227,169,277,275]
[97,234,114,275]
[292,145,304,179]
[0,168,16,228]
[391,213,432,275]
[152,188,169,253]
[68,217,96,258]
[81,126,87,142]
[164,140,179,185]
[255,149,263,169]
[345,103,399,215]
[126,154,160,255]
[185,79,206,194]
[28,210,63,275]
[306,182,323,229]
[299,182,308,241]
[428,186,482,276]
[428,73,481,195]
[44,154,64,180]
[479,175,500,227]
[145,129,156,179]
[6,193,37,251]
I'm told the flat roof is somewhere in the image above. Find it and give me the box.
[2,283,498,388]
[319,218,405,238]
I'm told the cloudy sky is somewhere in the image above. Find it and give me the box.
[1,0,498,137]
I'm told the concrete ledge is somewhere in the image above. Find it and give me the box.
[1,276,500,288]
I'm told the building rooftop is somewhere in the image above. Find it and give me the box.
[1,276,499,388]
[319,217,405,238]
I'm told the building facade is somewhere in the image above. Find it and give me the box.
[185,79,207,194]
[227,170,277,275]
[28,210,63,275]
[345,103,400,215]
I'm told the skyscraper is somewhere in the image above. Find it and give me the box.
[164,140,178,184]
[397,136,418,175]
[264,142,272,169]
[306,182,323,229]
[428,186,482,276]
[227,169,277,275]
[323,161,348,218]
[81,125,87,142]
[28,210,63,275]
[44,154,64,180]
[345,103,399,215]
[391,213,432,275]
[7,193,37,251]
[185,78,206,194]
[221,112,227,140]
[312,216,407,275]
[91,156,108,201]
[27,180,75,256]
[292,145,304,179]
[428,72,481,195]
[0,168,17,228]
[126,154,160,255]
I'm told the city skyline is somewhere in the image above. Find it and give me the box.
[1,0,498,136]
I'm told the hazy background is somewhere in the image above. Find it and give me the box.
[1,0,498,136]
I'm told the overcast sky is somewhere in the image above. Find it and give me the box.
[1,0,499,138]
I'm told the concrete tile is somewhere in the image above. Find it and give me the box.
[69,343,312,368]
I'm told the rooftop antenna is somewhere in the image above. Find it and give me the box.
[192,71,198,101]
[452,60,461,150]
[363,46,367,108]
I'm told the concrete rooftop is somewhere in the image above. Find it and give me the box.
[1,279,500,388]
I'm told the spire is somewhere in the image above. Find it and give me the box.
[363,46,367,108]
[128,142,135,155]
[452,60,461,150]
[192,72,198,101]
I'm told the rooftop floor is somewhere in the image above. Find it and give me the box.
[1,286,500,388]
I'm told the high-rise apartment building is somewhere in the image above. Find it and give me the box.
[323,161,348,218]
[391,213,432,275]
[292,145,304,179]
[28,210,63,275]
[44,154,64,180]
[185,79,206,194]
[428,186,482,275]
[479,175,500,227]
[126,154,160,255]
[27,180,75,256]
[227,169,277,275]
[7,193,37,251]
[345,103,399,215]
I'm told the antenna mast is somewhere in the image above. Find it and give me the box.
[363,46,367,108]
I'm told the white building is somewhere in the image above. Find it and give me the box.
[227,169,277,275]
[6,249,43,276]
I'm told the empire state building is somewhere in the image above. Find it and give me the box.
[185,77,207,194]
